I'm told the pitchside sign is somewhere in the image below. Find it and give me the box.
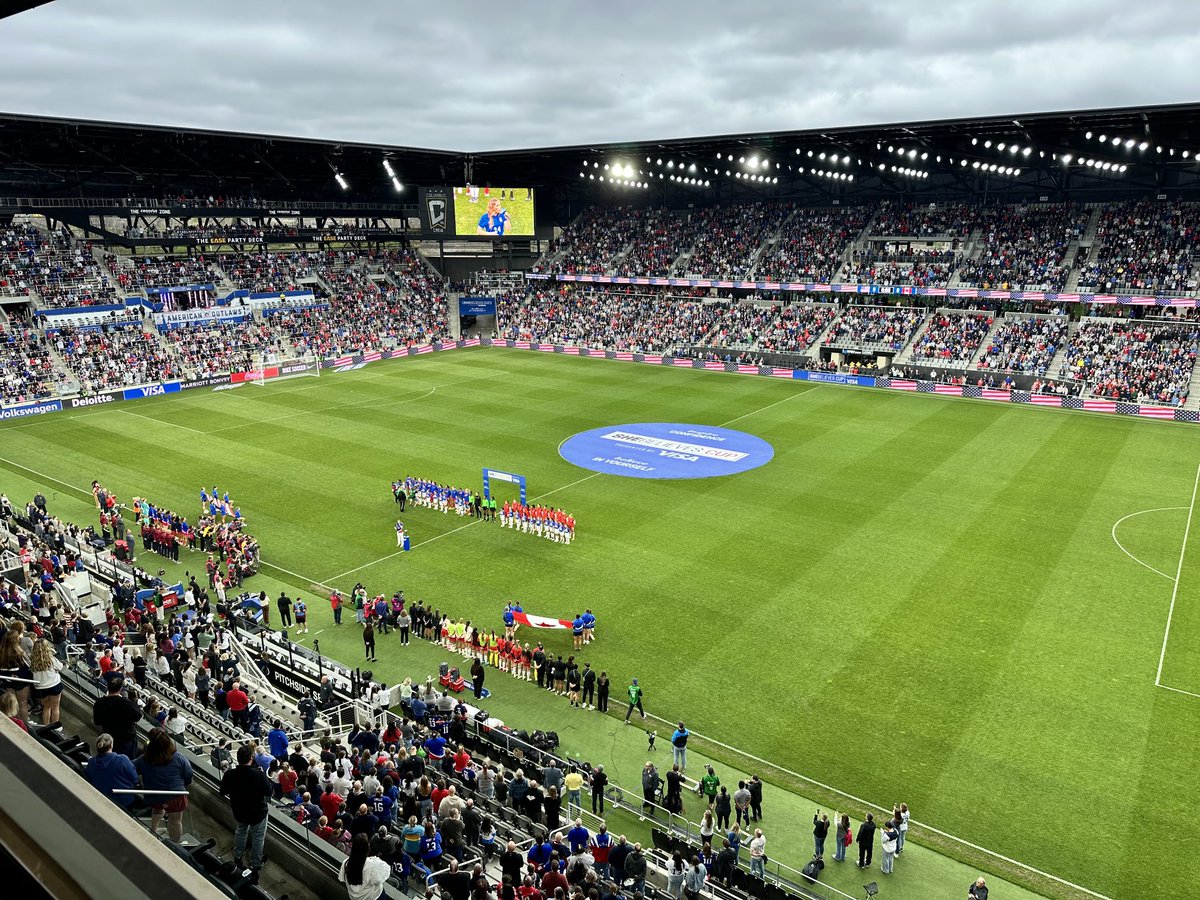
[459,297,497,317]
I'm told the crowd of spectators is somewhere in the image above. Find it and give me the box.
[823,306,925,351]
[0,324,63,403]
[54,324,178,393]
[908,313,994,364]
[160,318,276,378]
[0,225,43,297]
[755,205,871,283]
[548,207,642,275]
[869,201,983,240]
[1076,201,1200,295]
[1058,320,1199,406]
[682,203,786,280]
[614,210,700,278]
[2,229,122,309]
[107,253,222,293]
[976,317,1068,374]
[840,246,958,287]
[214,250,323,293]
[957,205,1090,291]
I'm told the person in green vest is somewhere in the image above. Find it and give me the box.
[354,586,367,625]
[699,766,721,809]
[624,678,646,723]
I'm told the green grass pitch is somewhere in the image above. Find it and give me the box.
[4,347,1199,900]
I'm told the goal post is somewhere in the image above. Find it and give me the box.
[247,352,322,386]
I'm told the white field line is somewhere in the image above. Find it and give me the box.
[1110,507,1187,582]
[1156,683,1200,699]
[118,407,208,435]
[202,369,508,435]
[0,438,1118,899]
[640,709,1115,900]
[718,385,818,427]
[1155,461,1200,686]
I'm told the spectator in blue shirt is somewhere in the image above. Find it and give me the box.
[566,819,590,854]
[267,720,289,760]
[671,722,690,772]
[85,733,138,808]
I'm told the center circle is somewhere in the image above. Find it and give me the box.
[559,422,774,479]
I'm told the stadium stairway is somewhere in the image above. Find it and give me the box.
[746,206,802,281]
[965,314,1006,369]
[1183,365,1200,410]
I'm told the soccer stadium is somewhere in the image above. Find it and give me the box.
[1,4,1199,900]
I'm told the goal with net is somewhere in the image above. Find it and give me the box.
[245,352,322,386]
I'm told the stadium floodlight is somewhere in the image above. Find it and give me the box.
[972,161,980,168]
[739,156,745,164]
[878,163,885,170]
[334,172,348,190]
[1156,145,1163,153]
[1085,131,1093,139]
[748,156,759,167]
[604,163,610,170]
[725,170,730,176]
[383,159,395,177]
[1098,134,1106,142]
[705,180,711,187]
[657,158,662,165]
[647,156,652,163]
[971,137,978,145]
[921,152,928,160]
[983,140,991,148]
[589,174,594,179]
[1185,150,1192,159]
[1125,139,1135,148]
[1014,169,1021,176]
[819,152,826,160]
[1139,142,1149,151]
[689,163,696,172]
[1023,147,1032,156]
[997,142,1006,151]
[848,174,854,181]
[961,159,968,166]
[1061,154,1073,164]
[808,150,814,157]
[391,176,403,192]
[1120,165,1128,172]
[772,177,778,184]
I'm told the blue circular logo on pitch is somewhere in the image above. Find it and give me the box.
[559,423,773,479]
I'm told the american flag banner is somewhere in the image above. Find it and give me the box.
[716,280,735,289]
[1062,397,1083,410]
[1084,399,1118,412]
[770,368,794,378]
[724,362,740,373]
[1011,390,1032,403]
[889,379,918,391]
[737,364,759,375]
[758,366,775,376]
[604,350,617,359]
[982,388,1010,401]
[511,341,530,350]
[917,382,936,392]
[692,359,706,369]
[1029,393,1062,406]
[1054,293,1081,303]
[926,288,948,297]
[362,351,382,363]
[875,376,891,388]
[948,289,979,298]
[673,358,692,367]
[536,344,554,353]
[1140,406,1178,419]
[1175,409,1200,422]
[614,352,633,361]
[562,346,581,355]
[1116,401,1140,416]
[414,344,434,354]
[642,354,662,364]
[933,384,961,395]
[704,361,724,370]
[963,384,983,398]
[461,338,481,348]
[332,354,355,367]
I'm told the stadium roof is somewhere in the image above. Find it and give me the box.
[2,101,1200,213]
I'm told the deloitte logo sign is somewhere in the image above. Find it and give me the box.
[559,422,774,480]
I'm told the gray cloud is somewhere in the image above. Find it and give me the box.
[0,0,1195,151]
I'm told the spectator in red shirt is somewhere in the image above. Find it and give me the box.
[226,681,250,730]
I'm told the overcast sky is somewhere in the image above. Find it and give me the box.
[0,0,1194,151]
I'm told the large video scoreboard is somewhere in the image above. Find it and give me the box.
[419,186,535,238]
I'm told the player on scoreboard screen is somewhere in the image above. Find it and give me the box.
[476,198,510,237]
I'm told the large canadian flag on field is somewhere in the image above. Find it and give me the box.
[513,611,572,630]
